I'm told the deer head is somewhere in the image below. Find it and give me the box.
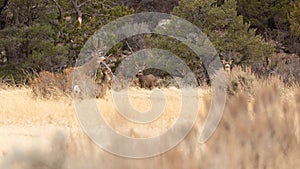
[221,59,234,72]
[220,51,235,72]
[135,62,146,76]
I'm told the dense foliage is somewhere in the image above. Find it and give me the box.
[0,0,133,83]
[0,0,299,84]
[172,0,274,64]
[237,0,292,32]
[289,0,300,37]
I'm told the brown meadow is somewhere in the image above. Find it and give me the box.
[0,67,299,169]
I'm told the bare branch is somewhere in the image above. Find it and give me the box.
[93,0,113,9]
[125,40,134,54]
[71,0,77,7]
[78,0,91,8]
[51,0,62,20]
[82,12,110,17]
[71,0,82,26]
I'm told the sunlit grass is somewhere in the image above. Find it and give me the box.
[0,68,299,169]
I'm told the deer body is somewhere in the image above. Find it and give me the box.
[76,56,106,78]
[135,62,158,89]
[137,71,157,89]
[102,67,113,89]
[72,56,108,99]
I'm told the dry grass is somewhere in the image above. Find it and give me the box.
[0,69,299,169]
[0,87,76,127]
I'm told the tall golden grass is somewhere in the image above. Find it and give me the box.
[0,67,299,169]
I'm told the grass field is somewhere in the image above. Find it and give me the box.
[0,73,299,169]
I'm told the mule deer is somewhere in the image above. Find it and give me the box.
[221,59,233,72]
[135,63,157,89]
[101,66,113,89]
[0,50,7,64]
[72,56,106,98]
[220,51,235,72]
[75,56,106,78]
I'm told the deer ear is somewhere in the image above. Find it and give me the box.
[229,59,234,65]
[221,60,226,64]
[134,62,140,70]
